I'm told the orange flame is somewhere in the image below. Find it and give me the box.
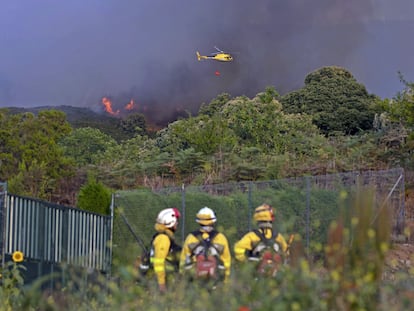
[102,97,120,115]
[125,99,136,110]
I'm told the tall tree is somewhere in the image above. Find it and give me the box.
[198,93,232,117]
[60,127,117,166]
[281,66,377,135]
[374,73,414,167]
[221,92,325,156]
[1,109,75,200]
[118,112,148,138]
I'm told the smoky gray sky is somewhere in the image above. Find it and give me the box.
[1,0,414,122]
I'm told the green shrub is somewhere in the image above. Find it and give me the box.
[77,177,111,215]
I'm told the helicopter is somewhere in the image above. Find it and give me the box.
[196,46,234,62]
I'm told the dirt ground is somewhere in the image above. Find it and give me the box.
[385,243,414,273]
[385,188,414,274]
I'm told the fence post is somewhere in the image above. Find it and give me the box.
[0,182,7,269]
[181,184,186,244]
[305,176,311,256]
[61,208,69,269]
[248,182,253,231]
[107,193,115,277]
[399,170,406,234]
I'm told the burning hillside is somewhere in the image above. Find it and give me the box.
[100,96,189,129]
[101,96,138,117]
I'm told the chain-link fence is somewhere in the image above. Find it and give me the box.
[113,168,407,266]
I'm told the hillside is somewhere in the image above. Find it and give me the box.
[3,105,128,141]
[4,105,113,124]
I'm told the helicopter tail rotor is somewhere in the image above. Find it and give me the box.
[196,51,202,61]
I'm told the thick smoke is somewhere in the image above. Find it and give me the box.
[101,0,378,125]
[1,0,413,125]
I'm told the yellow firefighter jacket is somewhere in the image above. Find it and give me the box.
[179,229,231,280]
[234,227,288,262]
[151,225,181,286]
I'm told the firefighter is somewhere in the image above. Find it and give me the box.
[179,207,231,283]
[149,208,182,292]
[234,204,288,275]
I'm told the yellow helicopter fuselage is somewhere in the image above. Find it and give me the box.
[196,51,233,62]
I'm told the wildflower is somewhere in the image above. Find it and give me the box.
[367,229,376,239]
[363,272,374,283]
[12,251,24,263]
[291,302,301,311]
[351,217,359,226]
[330,270,341,282]
[346,292,357,303]
[380,242,389,254]
[300,259,310,274]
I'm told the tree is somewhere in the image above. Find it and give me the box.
[154,90,332,183]
[59,127,117,166]
[0,110,20,179]
[94,134,163,189]
[384,72,414,129]
[1,109,76,200]
[198,93,232,117]
[77,176,111,215]
[221,93,325,155]
[118,113,148,138]
[165,115,237,155]
[374,73,414,168]
[258,86,280,104]
[281,66,377,135]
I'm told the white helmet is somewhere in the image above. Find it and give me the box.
[156,208,181,228]
[196,207,217,226]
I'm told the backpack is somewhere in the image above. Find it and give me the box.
[190,230,223,279]
[139,232,181,276]
[249,229,282,277]
[139,248,151,276]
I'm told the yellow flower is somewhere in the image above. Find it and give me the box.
[300,259,310,274]
[367,229,376,239]
[12,251,24,263]
[291,302,301,311]
[380,242,389,254]
[347,292,357,303]
[351,217,359,226]
[363,272,374,283]
[330,270,341,282]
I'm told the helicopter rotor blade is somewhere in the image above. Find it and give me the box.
[214,46,224,53]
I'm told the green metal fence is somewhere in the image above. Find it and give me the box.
[0,187,113,287]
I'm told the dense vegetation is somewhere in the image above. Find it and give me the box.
[2,187,413,310]
[1,65,414,310]
[281,66,378,135]
[1,66,412,207]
